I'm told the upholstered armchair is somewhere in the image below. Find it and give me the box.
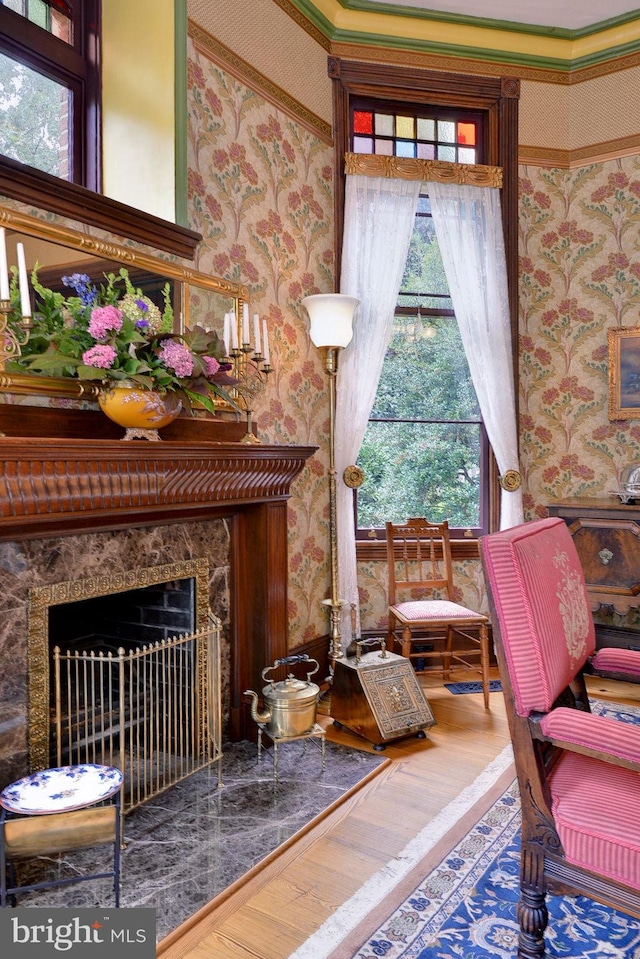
[480,516,640,959]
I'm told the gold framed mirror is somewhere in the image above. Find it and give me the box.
[0,204,246,403]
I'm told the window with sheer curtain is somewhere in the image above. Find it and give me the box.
[356,190,489,538]
[349,100,489,538]
[329,58,520,568]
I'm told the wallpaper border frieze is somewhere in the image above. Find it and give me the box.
[520,134,640,170]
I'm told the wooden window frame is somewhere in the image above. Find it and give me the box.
[329,57,520,552]
[0,2,199,259]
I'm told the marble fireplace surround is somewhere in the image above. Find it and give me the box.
[0,436,315,789]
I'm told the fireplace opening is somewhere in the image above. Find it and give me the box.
[49,577,196,679]
[27,559,221,816]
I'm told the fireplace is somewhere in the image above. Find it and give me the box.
[26,560,221,817]
[0,432,315,790]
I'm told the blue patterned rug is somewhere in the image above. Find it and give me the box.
[443,680,503,695]
[317,698,640,959]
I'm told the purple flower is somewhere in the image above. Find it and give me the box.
[202,356,221,377]
[88,305,123,339]
[83,344,117,369]
[61,272,98,306]
[159,339,194,378]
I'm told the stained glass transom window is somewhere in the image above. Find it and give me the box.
[351,106,479,164]
[3,0,72,44]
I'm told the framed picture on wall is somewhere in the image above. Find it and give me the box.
[608,327,640,419]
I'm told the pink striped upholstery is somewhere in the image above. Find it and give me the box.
[592,647,640,679]
[480,517,596,716]
[391,600,487,624]
[540,706,640,765]
[549,750,640,889]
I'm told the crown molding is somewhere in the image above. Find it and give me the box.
[339,1,640,42]
[329,38,640,85]
[281,0,640,75]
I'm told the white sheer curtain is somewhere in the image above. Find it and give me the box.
[336,174,421,640]
[428,181,523,529]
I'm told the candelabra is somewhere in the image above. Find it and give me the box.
[0,302,31,370]
[302,293,360,670]
[223,309,272,443]
[0,232,33,371]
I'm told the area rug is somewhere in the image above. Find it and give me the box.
[292,699,640,959]
[444,680,503,695]
[7,738,387,943]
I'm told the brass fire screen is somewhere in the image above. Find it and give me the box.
[52,620,222,817]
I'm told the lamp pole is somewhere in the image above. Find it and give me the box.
[302,294,360,674]
[323,343,342,664]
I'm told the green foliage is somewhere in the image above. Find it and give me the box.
[7,268,241,414]
[0,53,65,177]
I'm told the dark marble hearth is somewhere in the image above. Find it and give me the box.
[3,738,385,941]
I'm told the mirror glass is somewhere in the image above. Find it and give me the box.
[0,204,244,402]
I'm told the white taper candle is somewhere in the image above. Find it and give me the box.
[16,242,31,317]
[223,312,231,356]
[242,303,250,344]
[253,314,261,354]
[231,311,239,350]
[0,228,9,301]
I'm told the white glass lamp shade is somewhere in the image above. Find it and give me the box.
[302,294,360,349]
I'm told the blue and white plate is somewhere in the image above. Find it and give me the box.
[0,764,123,814]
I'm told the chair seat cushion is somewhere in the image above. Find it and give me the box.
[591,647,640,680]
[549,750,640,889]
[389,599,486,625]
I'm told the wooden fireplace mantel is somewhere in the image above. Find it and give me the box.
[0,434,317,742]
[0,437,316,540]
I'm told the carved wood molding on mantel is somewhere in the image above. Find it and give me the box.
[0,439,317,541]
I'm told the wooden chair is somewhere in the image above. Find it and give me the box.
[385,518,491,709]
[480,516,640,959]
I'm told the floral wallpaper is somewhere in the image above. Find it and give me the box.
[520,157,640,632]
[520,157,640,511]
[187,41,640,639]
[186,40,334,644]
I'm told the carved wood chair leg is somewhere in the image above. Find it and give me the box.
[518,848,549,959]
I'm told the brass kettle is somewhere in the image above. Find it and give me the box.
[244,654,320,739]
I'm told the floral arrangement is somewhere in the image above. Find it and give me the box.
[9,268,238,415]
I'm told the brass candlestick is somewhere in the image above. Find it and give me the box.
[227,342,272,444]
[0,299,31,371]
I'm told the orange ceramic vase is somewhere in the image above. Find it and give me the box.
[98,384,182,438]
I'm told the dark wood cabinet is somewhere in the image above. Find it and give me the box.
[548,499,640,649]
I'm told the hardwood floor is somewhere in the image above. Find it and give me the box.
[157,669,639,959]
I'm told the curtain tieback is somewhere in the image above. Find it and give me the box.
[500,470,522,491]
[344,465,365,488]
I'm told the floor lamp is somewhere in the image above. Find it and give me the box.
[302,293,360,674]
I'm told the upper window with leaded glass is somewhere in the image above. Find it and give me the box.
[351,103,481,164]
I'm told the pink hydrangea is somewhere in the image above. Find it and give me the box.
[88,305,123,338]
[202,356,220,377]
[83,344,117,369]
[159,339,194,378]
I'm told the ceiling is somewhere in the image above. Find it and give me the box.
[362,0,640,31]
